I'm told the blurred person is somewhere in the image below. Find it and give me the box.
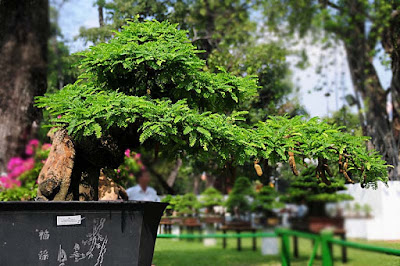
[126,171,160,202]
[297,200,308,218]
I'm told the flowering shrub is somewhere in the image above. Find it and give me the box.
[0,140,51,201]
[114,149,145,188]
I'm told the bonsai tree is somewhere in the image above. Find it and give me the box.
[252,185,283,223]
[363,204,373,218]
[199,187,224,215]
[35,19,388,201]
[161,194,175,216]
[174,193,199,217]
[281,166,353,217]
[354,203,362,217]
[226,177,254,219]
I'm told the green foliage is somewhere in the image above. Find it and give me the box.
[77,19,257,113]
[0,187,37,202]
[363,203,372,216]
[199,187,224,212]
[226,177,254,215]
[208,43,293,122]
[262,0,396,49]
[281,166,353,204]
[251,185,283,218]
[161,194,175,210]
[75,0,298,187]
[162,193,200,216]
[175,193,200,216]
[36,19,388,188]
[326,107,363,136]
[79,0,170,44]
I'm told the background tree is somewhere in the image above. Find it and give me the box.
[261,0,400,179]
[47,3,80,93]
[0,0,49,174]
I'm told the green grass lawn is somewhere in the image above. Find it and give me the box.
[153,236,400,266]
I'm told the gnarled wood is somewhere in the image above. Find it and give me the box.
[37,129,75,201]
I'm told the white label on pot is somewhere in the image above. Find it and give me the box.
[57,215,82,226]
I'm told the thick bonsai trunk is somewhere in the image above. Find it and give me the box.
[0,0,48,173]
[37,129,128,201]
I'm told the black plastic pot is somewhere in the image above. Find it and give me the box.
[0,201,167,266]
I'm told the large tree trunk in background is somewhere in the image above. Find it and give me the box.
[345,44,399,179]
[166,158,182,187]
[343,1,399,180]
[382,9,400,178]
[0,0,49,174]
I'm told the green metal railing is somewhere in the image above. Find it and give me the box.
[158,228,400,265]
[157,232,276,239]
[275,228,400,266]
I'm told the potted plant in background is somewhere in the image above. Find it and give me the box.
[160,195,184,237]
[363,204,373,218]
[251,185,283,255]
[281,166,353,232]
[354,203,362,217]
[199,187,225,246]
[175,193,201,239]
[200,187,224,222]
[252,185,282,227]
[226,177,254,223]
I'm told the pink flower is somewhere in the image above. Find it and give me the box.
[28,139,39,147]
[134,153,141,159]
[57,115,62,119]
[41,143,51,150]
[124,149,131,157]
[25,146,34,156]
[0,176,21,189]
[25,139,39,155]
[117,169,121,173]
[7,157,24,171]
[6,157,35,179]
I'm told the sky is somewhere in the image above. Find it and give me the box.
[57,0,392,118]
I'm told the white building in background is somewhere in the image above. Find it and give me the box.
[342,181,400,240]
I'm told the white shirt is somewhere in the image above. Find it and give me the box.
[126,185,160,202]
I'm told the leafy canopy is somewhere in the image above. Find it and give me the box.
[36,19,388,187]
